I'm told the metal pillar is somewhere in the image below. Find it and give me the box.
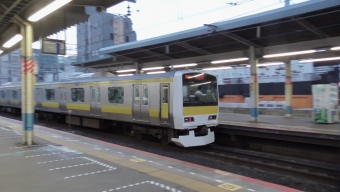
[285,0,290,7]
[249,46,259,121]
[285,61,293,118]
[135,62,140,74]
[21,24,34,145]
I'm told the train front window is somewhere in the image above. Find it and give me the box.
[182,73,218,106]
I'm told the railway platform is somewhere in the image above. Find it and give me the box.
[0,116,301,192]
[217,113,340,147]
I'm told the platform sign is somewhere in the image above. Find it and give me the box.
[41,38,66,55]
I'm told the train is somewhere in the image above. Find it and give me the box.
[0,70,219,147]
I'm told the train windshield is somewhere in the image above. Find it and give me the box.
[182,73,218,106]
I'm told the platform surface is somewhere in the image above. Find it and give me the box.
[0,116,301,192]
[218,113,340,136]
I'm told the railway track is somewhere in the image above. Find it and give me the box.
[1,111,339,190]
[193,145,340,184]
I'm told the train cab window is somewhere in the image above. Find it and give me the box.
[45,89,55,101]
[71,88,85,102]
[12,90,18,100]
[142,85,148,105]
[182,73,218,106]
[108,87,124,104]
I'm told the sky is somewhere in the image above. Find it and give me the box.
[32,0,309,56]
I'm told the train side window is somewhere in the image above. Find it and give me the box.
[12,90,18,100]
[0,90,5,98]
[45,89,55,101]
[142,85,148,105]
[97,87,100,103]
[91,89,96,102]
[108,87,124,104]
[71,88,85,102]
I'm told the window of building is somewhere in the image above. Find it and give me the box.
[110,33,114,40]
[108,87,124,104]
[125,36,129,42]
[142,85,148,105]
[71,88,84,102]
[45,89,55,101]
[12,90,18,100]
[125,22,129,30]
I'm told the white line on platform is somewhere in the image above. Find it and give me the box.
[101,181,182,192]
[247,189,256,191]
[10,145,45,149]
[49,162,95,171]
[36,157,82,164]
[25,152,68,158]
[64,168,116,179]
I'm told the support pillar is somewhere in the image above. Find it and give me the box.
[21,24,34,145]
[135,62,140,74]
[249,46,259,121]
[285,0,290,7]
[285,61,293,118]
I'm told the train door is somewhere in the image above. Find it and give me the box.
[141,84,150,122]
[133,85,142,121]
[160,83,170,124]
[90,86,102,116]
[59,87,67,112]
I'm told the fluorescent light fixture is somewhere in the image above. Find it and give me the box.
[146,71,166,74]
[299,57,340,63]
[3,34,23,48]
[202,66,232,71]
[186,73,204,79]
[118,74,134,76]
[116,69,136,73]
[0,50,3,54]
[171,63,197,68]
[28,0,72,22]
[330,46,340,51]
[191,81,211,87]
[211,57,249,64]
[257,62,284,67]
[142,66,164,71]
[263,50,316,58]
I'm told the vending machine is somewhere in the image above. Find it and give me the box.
[312,84,339,123]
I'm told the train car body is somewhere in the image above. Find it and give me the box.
[0,71,219,147]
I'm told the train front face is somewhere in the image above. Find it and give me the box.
[172,72,219,147]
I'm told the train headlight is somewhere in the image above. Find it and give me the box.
[184,117,194,122]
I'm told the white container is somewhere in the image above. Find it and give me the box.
[312,84,339,123]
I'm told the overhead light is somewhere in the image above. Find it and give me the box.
[147,71,166,74]
[116,69,136,73]
[0,50,3,54]
[330,46,340,51]
[28,0,72,22]
[299,57,340,63]
[257,62,284,67]
[186,73,204,79]
[263,50,316,58]
[211,57,249,64]
[142,67,164,71]
[3,34,23,48]
[202,66,232,71]
[118,74,134,76]
[171,63,197,68]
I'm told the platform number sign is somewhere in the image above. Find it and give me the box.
[218,183,242,191]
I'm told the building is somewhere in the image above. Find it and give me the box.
[77,9,136,63]
[0,49,21,84]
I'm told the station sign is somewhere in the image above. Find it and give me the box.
[41,38,66,55]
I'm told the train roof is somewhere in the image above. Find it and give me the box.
[1,70,213,88]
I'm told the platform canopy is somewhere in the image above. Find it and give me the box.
[74,0,340,69]
[0,0,129,55]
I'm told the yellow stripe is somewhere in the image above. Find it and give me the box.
[0,99,7,103]
[183,106,218,116]
[161,104,169,119]
[66,103,90,111]
[42,102,59,108]
[149,108,159,117]
[101,105,132,115]
[10,100,20,105]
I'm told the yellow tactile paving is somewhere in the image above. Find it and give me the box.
[0,120,228,192]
